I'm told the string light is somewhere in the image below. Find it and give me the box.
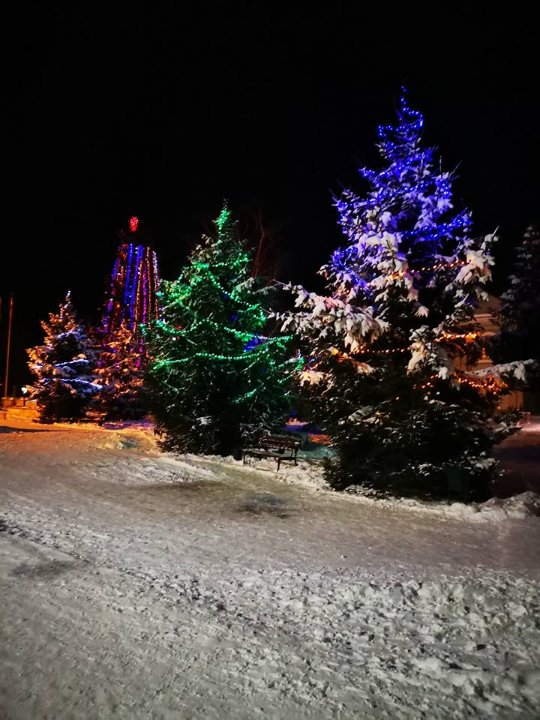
[414,375,438,391]
[368,259,467,283]
[440,331,479,342]
[155,337,292,368]
[356,347,409,355]
[454,371,507,394]
[376,368,506,409]
[414,259,466,273]
[102,220,159,337]
[149,204,297,414]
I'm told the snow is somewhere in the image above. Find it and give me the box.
[516,417,540,433]
[1,417,539,718]
[215,450,540,522]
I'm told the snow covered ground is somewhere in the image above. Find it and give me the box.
[1,418,539,718]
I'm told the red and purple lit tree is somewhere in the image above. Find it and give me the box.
[92,217,159,420]
[102,216,159,337]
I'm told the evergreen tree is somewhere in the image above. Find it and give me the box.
[90,321,147,422]
[491,225,540,391]
[27,292,98,422]
[145,205,297,455]
[282,93,525,500]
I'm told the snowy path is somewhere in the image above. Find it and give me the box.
[0,420,539,718]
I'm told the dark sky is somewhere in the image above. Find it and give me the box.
[2,3,539,389]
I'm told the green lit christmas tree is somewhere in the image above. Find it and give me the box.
[145,205,297,455]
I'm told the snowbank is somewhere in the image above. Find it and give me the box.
[193,452,540,521]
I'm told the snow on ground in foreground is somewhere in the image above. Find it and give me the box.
[1,419,539,719]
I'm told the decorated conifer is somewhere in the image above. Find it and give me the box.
[281,93,526,500]
[145,205,297,455]
[27,292,99,423]
[491,225,540,396]
[91,321,147,422]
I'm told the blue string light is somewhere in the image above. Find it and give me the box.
[332,92,473,283]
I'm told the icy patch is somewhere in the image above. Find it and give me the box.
[238,492,291,518]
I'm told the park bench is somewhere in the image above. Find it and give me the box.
[242,433,301,471]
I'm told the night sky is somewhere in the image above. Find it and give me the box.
[2,3,539,390]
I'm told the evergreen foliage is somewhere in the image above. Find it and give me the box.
[145,205,296,455]
[491,225,540,392]
[27,292,98,423]
[91,321,147,422]
[282,93,523,500]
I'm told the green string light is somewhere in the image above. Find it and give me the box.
[145,204,296,455]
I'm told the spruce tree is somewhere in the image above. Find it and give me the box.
[282,93,524,500]
[27,292,98,422]
[491,225,540,393]
[145,205,296,455]
[91,321,147,422]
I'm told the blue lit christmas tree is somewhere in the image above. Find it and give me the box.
[145,204,297,455]
[282,92,523,500]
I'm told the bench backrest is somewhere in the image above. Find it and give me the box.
[257,434,300,449]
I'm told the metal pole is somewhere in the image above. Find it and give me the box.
[4,294,13,404]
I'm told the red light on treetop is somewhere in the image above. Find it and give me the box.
[129,216,139,233]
